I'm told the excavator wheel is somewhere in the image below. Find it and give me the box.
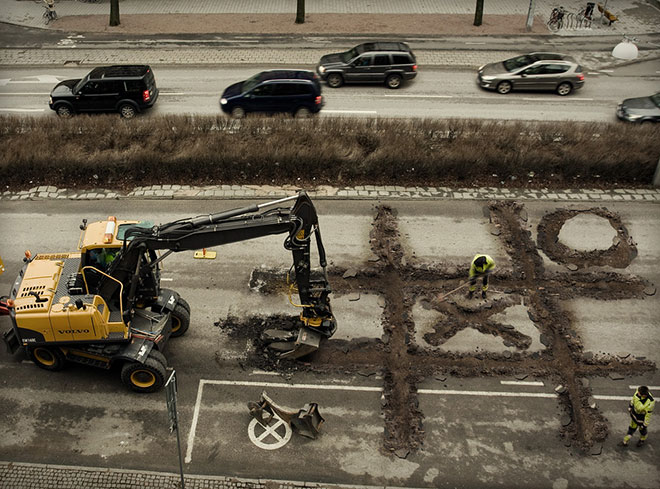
[28,346,66,371]
[121,357,166,393]
[177,297,191,314]
[148,349,168,368]
[170,303,190,338]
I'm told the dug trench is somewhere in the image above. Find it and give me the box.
[216,202,656,454]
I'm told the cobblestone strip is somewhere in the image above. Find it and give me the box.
[0,460,386,489]
[0,48,521,68]
[2,185,659,202]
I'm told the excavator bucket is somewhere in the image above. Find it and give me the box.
[247,391,325,439]
[290,403,325,439]
[267,327,322,359]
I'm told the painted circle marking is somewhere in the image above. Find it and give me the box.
[247,414,292,450]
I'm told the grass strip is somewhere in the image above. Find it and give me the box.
[1,115,657,190]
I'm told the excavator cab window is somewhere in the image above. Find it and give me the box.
[87,248,119,272]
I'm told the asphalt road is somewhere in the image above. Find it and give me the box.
[1,65,659,121]
[0,198,658,488]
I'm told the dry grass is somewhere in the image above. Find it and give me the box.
[1,115,657,190]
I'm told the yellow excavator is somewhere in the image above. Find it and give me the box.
[1,192,336,392]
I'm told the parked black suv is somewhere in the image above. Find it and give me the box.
[316,42,417,89]
[49,65,158,119]
[220,70,324,118]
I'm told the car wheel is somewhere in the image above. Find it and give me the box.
[28,346,66,371]
[556,82,572,96]
[55,105,73,118]
[386,74,403,89]
[294,107,312,118]
[496,81,512,95]
[327,73,344,88]
[119,103,137,119]
[231,106,246,119]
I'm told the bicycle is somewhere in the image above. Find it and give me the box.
[547,6,566,30]
[42,0,57,25]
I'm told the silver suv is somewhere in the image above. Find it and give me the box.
[477,53,584,96]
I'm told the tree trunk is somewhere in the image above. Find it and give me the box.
[473,0,484,26]
[295,0,305,24]
[110,0,120,27]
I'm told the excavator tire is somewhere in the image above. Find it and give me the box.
[170,303,190,338]
[28,346,66,371]
[121,357,166,393]
[177,297,191,314]
[148,349,168,368]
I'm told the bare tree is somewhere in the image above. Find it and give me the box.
[110,0,120,27]
[295,0,305,24]
[473,0,484,26]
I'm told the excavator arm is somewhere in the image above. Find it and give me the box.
[96,192,336,357]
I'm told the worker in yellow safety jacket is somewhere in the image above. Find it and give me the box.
[467,254,496,300]
[622,386,655,447]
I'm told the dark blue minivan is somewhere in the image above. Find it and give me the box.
[220,70,324,118]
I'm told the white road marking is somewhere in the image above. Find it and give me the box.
[418,389,556,398]
[0,108,45,112]
[250,370,280,376]
[247,414,292,450]
[184,379,205,464]
[160,278,173,282]
[465,42,486,45]
[0,75,62,85]
[600,69,614,73]
[383,94,453,98]
[500,380,545,386]
[628,385,660,390]
[588,72,600,75]
[0,92,50,96]
[184,378,637,463]
[521,97,593,101]
[322,109,378,114]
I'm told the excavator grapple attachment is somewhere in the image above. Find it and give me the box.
[247,391,325,439]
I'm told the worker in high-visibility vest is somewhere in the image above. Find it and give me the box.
[622,386,655,447]
[467,254,495,300]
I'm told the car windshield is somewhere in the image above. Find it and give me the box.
[242,72,264,93]
[651,93,660,108]
[73,74,90,93]
[503,55,537,72]
[341,47,360,63]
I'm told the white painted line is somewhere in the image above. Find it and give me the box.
[203,379,382,392]
[418,389,556,398]
[465,42,486,45]
[587,72,600,75]
[521,98,593,102]
[500,380,545,386]
[383,94,453,98]
[0,92,50,96]
[250,370,280,376]
[0,108,45,112]
[322,110,378,114]
[600,69,614,73]
[160,92,186,96]
[184,379,205,464]
[160,278,173,282]
[593,395,631,401]
[628,385,660,390]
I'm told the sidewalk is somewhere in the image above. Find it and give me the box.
[2,0,660,36]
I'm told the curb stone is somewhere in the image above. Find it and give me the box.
[1,185,658,202]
